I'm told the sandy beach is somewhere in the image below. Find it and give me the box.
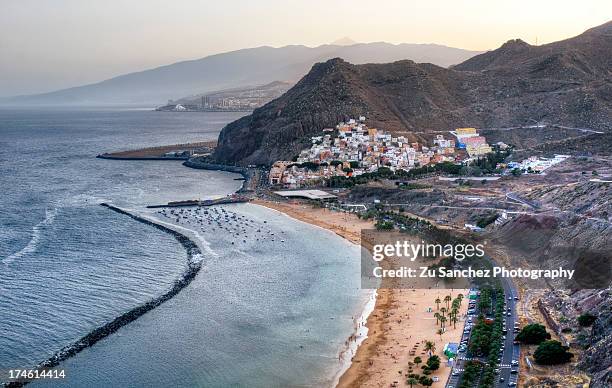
[254,199,468,388]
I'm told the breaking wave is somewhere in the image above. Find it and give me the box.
[2,208,58,265]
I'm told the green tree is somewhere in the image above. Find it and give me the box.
[516,323,551,344]
[424,341,436,356]
[414,356,422,367]
[457,293,464,305]
[426,355,440,371]
[533,340,573,365]
[440,307,447,317]
[407,377,418,388]
[439,316,447,329]
[419,375,433,386]
[577,313,597,327]
[375,220,394,230]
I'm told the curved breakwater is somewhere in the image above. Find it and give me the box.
[4,204,204,388]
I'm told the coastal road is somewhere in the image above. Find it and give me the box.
[446,281,520,388]
[382,207,522,387]
[497,279,520,388]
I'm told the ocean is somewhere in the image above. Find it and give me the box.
[0,108,368,387]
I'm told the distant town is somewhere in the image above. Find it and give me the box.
[269,117,570,188]
[155,81,292,112]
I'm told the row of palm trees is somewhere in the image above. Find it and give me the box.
[433,293,464,337]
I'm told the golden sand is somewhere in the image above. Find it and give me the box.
[253,199,468,387]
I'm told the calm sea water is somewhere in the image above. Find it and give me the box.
[0,108,367,387]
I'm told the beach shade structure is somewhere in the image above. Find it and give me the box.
[443,343,458,359]
[468,290,479,300]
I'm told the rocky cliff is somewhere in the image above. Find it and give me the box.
[213,21,612,166]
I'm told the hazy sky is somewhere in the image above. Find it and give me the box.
[1,0,610,97]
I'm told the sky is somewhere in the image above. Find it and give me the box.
[0,0,610,97]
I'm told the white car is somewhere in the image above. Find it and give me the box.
[432,376,440,382]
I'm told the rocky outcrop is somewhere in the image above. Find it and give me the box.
[213,21,612,166]
[578,294,612,388]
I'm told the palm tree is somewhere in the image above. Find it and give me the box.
[452,307,459,319]
[434,312,440,325]
[437,328,444,340]
[440,316,447,329]
[414,356,422,367]
[424,340,436,356]
[444,295,452,309]
[407,377,418,388]
[435,297,441,310]
[451,313,458,329]
[457,293,464,304]
[440,307,447,318]
[452,299,460,310]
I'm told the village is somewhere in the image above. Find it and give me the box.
[269,117,496,188]
[268,117,574,188]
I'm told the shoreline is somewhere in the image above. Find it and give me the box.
[251,200,377,387]
[254,199,468,388]
[252,200,382,387]
[331,290,378,388]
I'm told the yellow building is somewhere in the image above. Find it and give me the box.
[466,144,493,157]
[456,127,478,135]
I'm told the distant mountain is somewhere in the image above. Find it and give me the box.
[2,43,481,105]
[213,21,612,166]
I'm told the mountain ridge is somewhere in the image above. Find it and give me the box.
[213,21,612,166]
